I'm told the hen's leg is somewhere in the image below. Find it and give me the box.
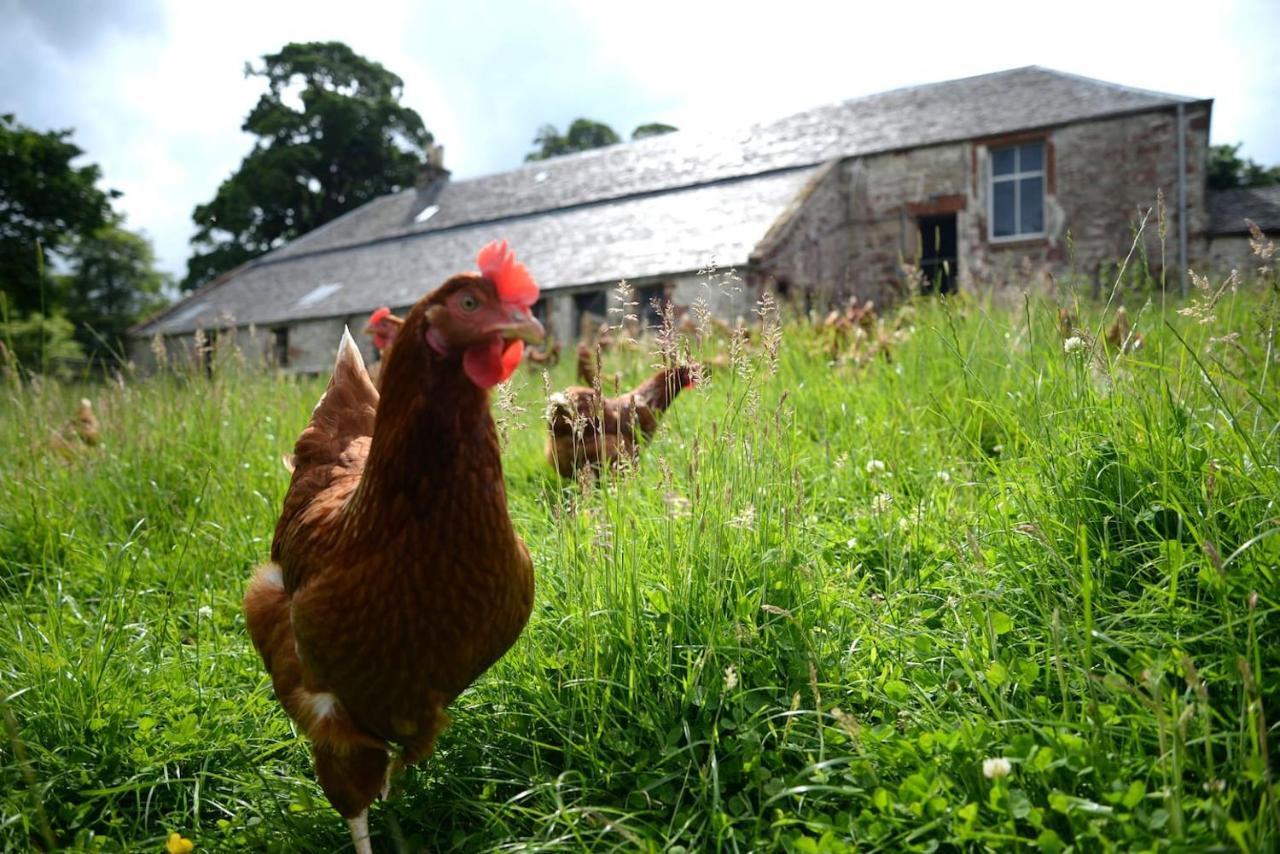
[313,741,390,852]
[347,811,372,854]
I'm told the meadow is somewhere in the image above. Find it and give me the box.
[1,258,1278,852]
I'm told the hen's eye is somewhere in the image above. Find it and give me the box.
[458,293,479,312]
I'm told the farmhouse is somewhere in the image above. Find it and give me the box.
[132,66,1244,374]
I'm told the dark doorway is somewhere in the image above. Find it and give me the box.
[918,214,958,295]
[272,327,290,368]
[573,290,607,338]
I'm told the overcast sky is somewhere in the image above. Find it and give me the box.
[2,0,1276,279]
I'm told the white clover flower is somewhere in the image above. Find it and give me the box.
[1063,336,1085,354]
[846,537,858,549]
[865,459,886,475]
[936,470,951,483]
[982,757,1012,780]
[870,493,893,514]
[723,665,739,692]
[197,605,213,619]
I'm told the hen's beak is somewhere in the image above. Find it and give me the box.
[489,306,545,345]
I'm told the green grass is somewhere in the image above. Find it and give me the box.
[1,275,1278,852]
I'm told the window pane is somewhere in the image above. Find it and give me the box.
[992,147,1016,176]
[993,180,1016,237]
[1020,176,1044,234]
[1019,142,1044,173]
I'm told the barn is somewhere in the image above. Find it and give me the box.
[131,66,1239,374]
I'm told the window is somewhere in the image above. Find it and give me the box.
[273,327,289,367]
[990,141,1045,240]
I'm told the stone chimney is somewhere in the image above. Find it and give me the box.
[416,144,449,191]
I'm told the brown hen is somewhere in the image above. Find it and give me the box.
[362,306,405,388]
[244,240,544,853]
[1105,306,1143,354]
[546,364,698,477]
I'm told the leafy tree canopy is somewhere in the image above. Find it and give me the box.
[184,41,432,290]
[0,311,85,379]
[1208,143,1280,191]
[631,122,678,140]
[524,119,676,162]
[526,119,620,161]
[0,114,115,316]
[60,217,169,359]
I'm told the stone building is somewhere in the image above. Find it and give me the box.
[1204,185,1280,273]
[132,66,1238,374]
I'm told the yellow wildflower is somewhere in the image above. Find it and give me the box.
[166,832,194,854]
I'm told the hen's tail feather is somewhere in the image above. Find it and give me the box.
[290,328,380,485]
[243,563,386,755]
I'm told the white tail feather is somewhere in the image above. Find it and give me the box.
[336,325,367,375]
[313,326,370,415]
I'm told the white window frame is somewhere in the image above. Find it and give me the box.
[988,141,1046,242]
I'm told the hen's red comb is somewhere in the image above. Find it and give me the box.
[477,239,539,308]
[368,306,391,326]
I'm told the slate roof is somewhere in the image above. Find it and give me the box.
[1209,186,1280,235]
[140,168,818,333]
[136,66,1204,336]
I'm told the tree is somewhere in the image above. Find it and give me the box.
[631,122,677,140]
[60,218,169,359]
[0,114,115,316]
[1208,143,1280,191]
[525,118,678,161]
[0,312,85,379]
[184,42,433,290]
[526,119,621,161]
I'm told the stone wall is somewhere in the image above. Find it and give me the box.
[752,104,1213,308]
[129,312,387,376]
[1204,235,1271,278]
[127,271,759,377]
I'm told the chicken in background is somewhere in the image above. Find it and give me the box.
[47,398,101,459]
[1057,307,1078,340]
[69,398,101,446]
[363,306,405,387]
[822,298,878,359]
[244,240,544,854]
[546,363,699,477]
[1106,306,1143,354]
[576,340,598,386]
[526,336,562,368]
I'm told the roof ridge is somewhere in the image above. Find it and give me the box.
[1027,65,1204,104]
[450,68,1045,185]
